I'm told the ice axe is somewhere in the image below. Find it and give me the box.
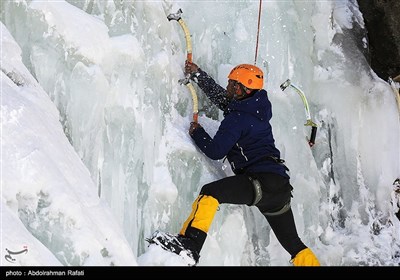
[280,79,318,147]
[167,9,198,123]
[167,8,193,63]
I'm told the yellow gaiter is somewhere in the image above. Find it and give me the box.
[292,248,320,266]
[180,195,219,235]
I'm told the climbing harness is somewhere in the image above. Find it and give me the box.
[263,199,291,216]
[167,9,199,123]
[280,79,318,147]
[235,155,289,175]
[248,176,263,206]
[248,175,291,216]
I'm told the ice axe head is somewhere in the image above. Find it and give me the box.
[280,79,291,91]
[167,8,183,21]
[178,76,191,85]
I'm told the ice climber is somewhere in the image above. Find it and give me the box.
[150,61,320,266]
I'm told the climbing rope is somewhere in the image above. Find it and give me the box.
[254,0,263,65]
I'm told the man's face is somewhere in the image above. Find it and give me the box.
[227,79,249,100]
[226,79,238,100]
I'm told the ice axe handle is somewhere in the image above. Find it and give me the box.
[309,126,317,147]
[193,113,198,123]
[187,53,192,63]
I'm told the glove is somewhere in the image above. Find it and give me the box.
[185,60,199,76]
[189,122,201,136]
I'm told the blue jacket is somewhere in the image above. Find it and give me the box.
[190,69,289,178]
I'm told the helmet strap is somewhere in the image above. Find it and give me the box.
[240,84,253,96]
[243,85,252,95]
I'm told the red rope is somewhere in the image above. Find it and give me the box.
[254,0,262,65]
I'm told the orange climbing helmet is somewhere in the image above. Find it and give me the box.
[228,64,264,90]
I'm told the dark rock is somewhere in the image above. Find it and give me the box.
[357,0,400,80]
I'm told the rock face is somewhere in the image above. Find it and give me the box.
[357,0,400,81]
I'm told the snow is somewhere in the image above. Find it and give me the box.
[1,0,399,268]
